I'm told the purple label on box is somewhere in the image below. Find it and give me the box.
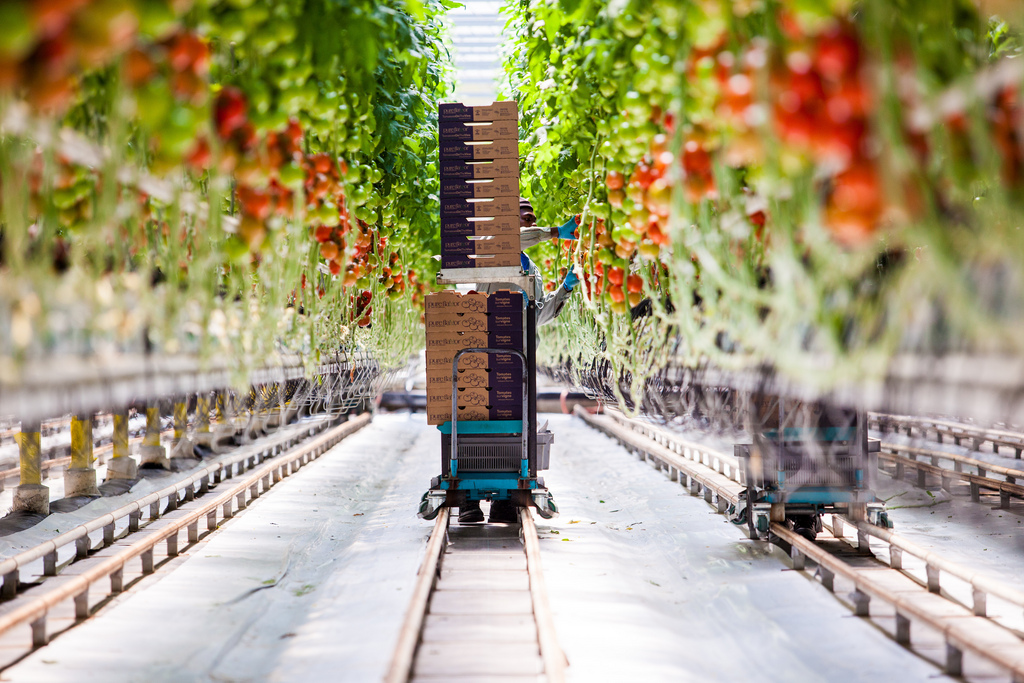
[440,195,518,218]
[440,158,519,179]
[441,215,519,235]
[440,139,519,160]
[439,101,518,122]
[440,177,520,199]
[441,253,521,269]
[439,119,518,141]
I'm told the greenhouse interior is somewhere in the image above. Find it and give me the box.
[2,0,1024,681]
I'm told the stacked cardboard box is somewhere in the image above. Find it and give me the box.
[424,289,525,425]
[438,101,520,270]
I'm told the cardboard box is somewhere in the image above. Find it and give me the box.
[425,368,492,391]
[425,366,523,390]
[424,348,489,373]
[425,346,524,372]
[439,101,518,122]
[440,157,518,179]
[440,176,520,199]
[425,313,489,334]
[424,290,524,316]
[427,401,523,425]
[440,195,519,218]
[427,404,491,425]
[454,387,521,409]
[425,290,488,314]
[441,235,520,256]
[439,119,518,141]
[441,215,519,236]
[440,139,518,160]
[487,290,522,316]
[441,252,521,269]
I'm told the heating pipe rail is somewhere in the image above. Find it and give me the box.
[577,406,1024,681]
[0,413,370,646]
[0,415,343,602]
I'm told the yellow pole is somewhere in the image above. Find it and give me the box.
[70,413,93,470]
[196,394,211,434]
[106,407,139,480]
[112,412,129,460]
[17,420,41,486]
[144,406,161,448]
[173,400,187,442]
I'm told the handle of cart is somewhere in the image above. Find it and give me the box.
[450,347,529,479]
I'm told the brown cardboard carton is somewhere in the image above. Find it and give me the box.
[440,177,520,199]
[424,368,492,391]
[438,101,518,122]
[439,119,518,141]
[441,234,520,256]
[440,157,518,179]
[442,215,519,236]
[425,290,488,315]
[441,252,521,269]
[427,403,491,425]
[440,195,519,218]
[440,139,518,160]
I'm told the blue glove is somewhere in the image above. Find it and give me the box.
[562,268,580,292]
[557,216,579,240]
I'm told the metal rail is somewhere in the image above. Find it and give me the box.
[0,415,348,602]
[384,507,450,683]
[870,412,1024,457]
[579,406,1024,681]
[0,413,370,648]
[877,442,1024,508]
[384,508,567,683]
[776,522,1024,681]
[822,513,1024,618]
[521,508,568,682]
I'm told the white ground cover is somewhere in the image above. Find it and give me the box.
[4,413,963,682]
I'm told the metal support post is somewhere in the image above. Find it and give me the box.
[106,408,138,480]
[170,398,195,460]
[13,420,49,515]
[65,413,100,497]
[194,392,213,449]
[139,403,168,468]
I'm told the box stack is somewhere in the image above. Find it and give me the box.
[438,101,520,270]
[424,290,524,425]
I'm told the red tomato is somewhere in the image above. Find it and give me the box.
[626,273,643,294]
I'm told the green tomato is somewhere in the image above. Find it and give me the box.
[137,0,178,39]
[0,3,33,60]
[279,162,304,188]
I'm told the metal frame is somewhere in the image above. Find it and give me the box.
[449,347,528,479]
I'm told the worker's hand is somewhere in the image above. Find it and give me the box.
[557,215,580,240]
[562,265,581,292]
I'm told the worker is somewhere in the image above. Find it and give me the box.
[459,197,580,524]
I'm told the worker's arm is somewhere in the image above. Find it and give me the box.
[535,266,580,326]
[518,215,581,250]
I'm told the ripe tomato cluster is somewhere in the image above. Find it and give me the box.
[773,17,880,244]
[0,0,145,114]
[125,29,212,175]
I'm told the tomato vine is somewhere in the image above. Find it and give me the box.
[504,0,1024,405]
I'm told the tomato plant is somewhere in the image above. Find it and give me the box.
[0,0,454,376]
[505,0,1024,407]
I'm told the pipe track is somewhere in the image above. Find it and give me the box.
[386,507,566,682]
[0,413,371,669]
[578,406,1024,682]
